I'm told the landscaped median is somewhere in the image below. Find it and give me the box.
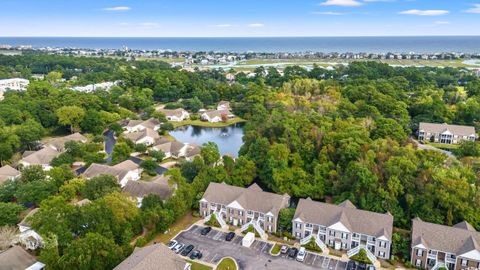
[171,117,246,128]
[302,238,323,253]
[270,243,282,256]
[216,257,238,270]
[204,214,221,228]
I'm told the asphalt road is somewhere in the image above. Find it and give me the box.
[104,130,116,164]
[174,225,348,270]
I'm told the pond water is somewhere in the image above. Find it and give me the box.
[169,123,245,157]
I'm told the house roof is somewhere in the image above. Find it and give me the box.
[419,122,476,136]
[74,199,91,207]
[156,108,188,118]
[0,246,38,270]
[202,109,233,119]
[123,175,173,200]
[46,132,88,151]
[20,146,60,166]
[124,128,160,143]
[18,208,40,228]
[0,165,21,184]
[126,119,143,128]
[153,140,185,155]
[141,118,161,130]
[202,182,290,216]
[83,160,139,182]
[411,218,480,255]
[293,198,393,240]
[185,144,201,158]
[113,244,186,270]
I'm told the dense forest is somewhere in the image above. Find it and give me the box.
[0,54,479,268]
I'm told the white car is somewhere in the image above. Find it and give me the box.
[167,240,178,250]
[172,243,184,254]
[296,247,306,262]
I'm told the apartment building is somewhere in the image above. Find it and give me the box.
[199,182,290,237]
[418,122,476,144]
[410,218,480,270]
[292,198,393,261]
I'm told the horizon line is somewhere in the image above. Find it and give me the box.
[1,35,480,38]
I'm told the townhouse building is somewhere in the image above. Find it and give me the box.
[292,198,393,262]
[418,122,476,144]
[411,218,480,270]
[199,182,290,238]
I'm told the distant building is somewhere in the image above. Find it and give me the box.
[200,110,234,123]
[0,78,29,91]
[418,122,476,144]
[410,218,480,270]
[0,165,21,185]
[123,118,161,133]
[18,208,44,251]
[70,81,120,93]
[114,243,190,270]
[156,108,190,122]
[45,132,88,151]
[152,140,187,159]
[217,100,231,111]
[123,175,174,207]
[0,245,45,270]
[19,147,60,171]
[83,160,142,187]
[123,128,160,146]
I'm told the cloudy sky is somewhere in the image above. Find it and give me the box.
[0,0,479,37]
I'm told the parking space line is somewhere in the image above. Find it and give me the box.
[260,243,268,253]
[312,254,317,265]
[333,259,339,270]
[210,254,218,264]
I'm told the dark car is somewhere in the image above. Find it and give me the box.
[181,244,194,256]
[189,250,203,260]
[200,226,212,235]
[358,262,367,270]
[287,247,298,258]
[347,260,357,270]
[225,232,235,241]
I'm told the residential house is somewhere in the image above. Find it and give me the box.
[0,245,46,270]
[83,160,142,187]
[0,78,29,91]
[217,100,231,111]
[292,198,393,262]
[123,175,174,207]
[200,110,234,123]
[152,140,187,159]
[418,122,476,144]
[124,128,160,146]
[156,108,190,122]
[45,132,88,151]
[113,243,190,270]
[124,118,161,133]
[17,209,44,251]
[199,182,290,238]
[184,144,201,161]
[0,165,21,185]
[19,146,60,171]
[410,218,480,270]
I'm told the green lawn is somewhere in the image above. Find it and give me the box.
[216,258,237,270]
[172,117,246,128]
[271,243,282,255]
[187,260,213,270]
[242,225,260,237]
[426,142,459,150]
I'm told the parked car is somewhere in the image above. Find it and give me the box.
[358,262,367,270]
[225,232,235,241]
[172,243,184,254]
[181,244,194,256]
[367,265,375,270]
[189,250,203,260]
[167,240,178,249]
[347,260,357,270]
[296,247,306,262]
[288,247,298,258]
[200,226,212,235]
[280,245,289,254]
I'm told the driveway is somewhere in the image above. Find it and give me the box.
[104,130,116,164]
[173,225,347,270]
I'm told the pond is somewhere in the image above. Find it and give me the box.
[169,123,245,157]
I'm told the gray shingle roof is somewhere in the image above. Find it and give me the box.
[113,244,187,270]
[46,132,88,151]
[294,198,393,240]
[419,122,476,136]
[83,160,139,182]
[411,218,480,255]
[20,146,60,165]
[124,128,160,143]
[0,165,20,184]
[123,175,173,200]
[0,246,38,270]
[202,182,290,216]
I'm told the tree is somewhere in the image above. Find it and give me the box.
[46,71,62,83]
[456,141,480,157]
[83,175,121,200]
[15,119,44,150]
[15,180,57,205]
[278,208,295,231]
[111,142,132,164]
[201,142,220,166]
[140,159,158,176]
[56,106,86,133]
[148,149,165,161]
[160,122,174,134]
[20,165,46,183]
[59,233,123,270]
[81,110,105,135]
[0,202,24,226]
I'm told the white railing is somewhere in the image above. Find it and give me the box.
[347,245,376,263]
[241,222,251,231]
[300,234,314,245]
[214,212,227,228]
[253,221,265,237]
[203,214,212,223]
[432,261,445,270]
[315,234,327,251]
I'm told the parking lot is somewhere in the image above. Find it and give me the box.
[173,225,348,270]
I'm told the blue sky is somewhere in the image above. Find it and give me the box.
[0,0,479,37]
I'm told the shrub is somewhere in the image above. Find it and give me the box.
[135,236,147,247]
[350,249,373,264]
[242,225,260,237]
[205,214,221,228]
[302,238,322,253]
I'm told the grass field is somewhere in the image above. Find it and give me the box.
[426,142,459,150]
[147,211,200,245]
[216,258,237,270]
[271,243,282,255]
[188,260,213,270]
[172,117,246,128]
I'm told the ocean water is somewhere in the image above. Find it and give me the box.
[0,36,479,53]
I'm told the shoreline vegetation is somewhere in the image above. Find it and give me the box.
[172,117,246,128]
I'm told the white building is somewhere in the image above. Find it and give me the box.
[70,81,120,93]
[0,78,29,91]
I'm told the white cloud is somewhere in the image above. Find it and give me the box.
[364,0,395,2]
[311,11,345,15]
[248,23,264,27]
[464,4,480,13]
[320,0,362,7]
[399,9,449,16]
[214,24,233,27]
[434,21,450,24]
[103,6,131,11]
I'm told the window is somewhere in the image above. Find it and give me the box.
[329,230,335,236]
[353,233,359,238]
[461,259,468,267]
[378,251,385,258]
[295,232,301,238]
[247,210,253,215]
[296,223,302,229]
[417,249,424,256]
[341,233,348,239]
[268,225,272,232]
[268,216,273,222]
[239,211,243,216]
[379,241,387,248]
[342,243,347,249]
[416,259,421,267]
